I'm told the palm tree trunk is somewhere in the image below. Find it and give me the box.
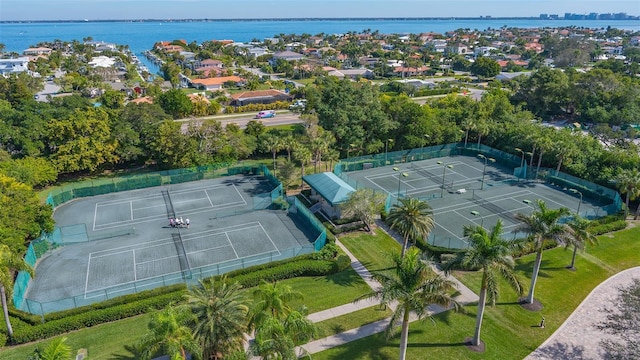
[1,285,13,339]
[401,234,410,258]
[464,130,469,148]
[272,151,277,174]
[536,151,544,180]
[472,285,488,346]
[555,156,563,176]
[635,203,640,220]
[526,249,543,304]
[569,245,578,270]
[399,306,410,360]
[625,193,630,218]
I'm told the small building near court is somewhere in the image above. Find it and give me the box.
[302,172,355,219]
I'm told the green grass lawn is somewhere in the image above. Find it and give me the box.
[0,268,372,358]
[314,225,640,360]
[315,306,392,338]
[338,228,401,272]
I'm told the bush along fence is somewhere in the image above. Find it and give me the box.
[15,162,330,315]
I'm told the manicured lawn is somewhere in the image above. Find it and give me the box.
[338,228,401,272]
[315,306,392,338]
[0,269,372,358]
[0,313,152,360]
[281,268,373,313]
[314,225,640,359]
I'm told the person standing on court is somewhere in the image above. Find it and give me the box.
[185,218,190,229]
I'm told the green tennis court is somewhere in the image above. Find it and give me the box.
[25,175,315,313]
[345,155,610,249]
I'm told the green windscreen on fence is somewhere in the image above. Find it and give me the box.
[293,197,327,251]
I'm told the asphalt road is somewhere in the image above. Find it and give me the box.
[178,111,304,131]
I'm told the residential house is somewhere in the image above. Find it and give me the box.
[0,57,30,75]
[230,89,291,106]
[393,66,431,77]
[325,68,374,80]
[396,79,436,89]
[190,76,245,91]
[474,46,499,57]
[23,47,52,56]
[130,96,154,105]
[426,39,448,53]
[447,43,469,55]
[272,51,305,62]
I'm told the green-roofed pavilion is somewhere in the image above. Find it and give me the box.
[302,172,356,218]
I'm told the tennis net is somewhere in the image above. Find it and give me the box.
[172,232,192,279]
[411,164,443,186]
[473,196,520,223]
[161,190,176,218]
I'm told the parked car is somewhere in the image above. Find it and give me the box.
[255,110,276,119]
[288,99,307,112]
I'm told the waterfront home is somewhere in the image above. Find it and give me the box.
[23,47,53,56]
[272,50,305,62]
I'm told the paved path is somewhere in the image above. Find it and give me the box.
[525,266,640,360]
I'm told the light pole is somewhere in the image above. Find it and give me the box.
[347,143,355,171]
[470,210,484,227]
[437,161,454,198]
[385,138,393,165]
[393,167,409,204]
[477,154,496,190]
[570,188,583,216]
[421,134,430,159]
[515,147,525,180]
[524,151,533,179]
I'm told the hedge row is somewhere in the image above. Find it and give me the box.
[588,220,627,235]
[224,101,291,114]
[7,253,350,345]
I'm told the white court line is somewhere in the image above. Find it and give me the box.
[84,254,92,299]
[135,253,180,266]
[204,188,214,207]
[93,201,246,231]
[434,223,464,240]
[231,184,248,206]
[182,224,262,243]
[94,184,232,207]
[226,232,240,258]
[258,222,282,255]
[92,203,98,231]
[132,249,137,281]
[130,201,134,221]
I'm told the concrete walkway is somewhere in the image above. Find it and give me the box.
[296,224,480,356]
[525,266,640,360]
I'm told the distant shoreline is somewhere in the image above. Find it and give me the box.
[3,17,639,24]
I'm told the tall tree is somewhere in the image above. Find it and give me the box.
[387,198,435,257]
[158,89,194,119]
[340,188,386,233]
[259,133,283,175]
[443,220,524,347]
[137,306,202,360]
[563,216,598,271]
[249,280,303,329]
[515,200,570,305]
[182,277,250,360]
[614,168,640,218]
[0,244,34,340]
[250,307,317,360]
[357,248,462,360]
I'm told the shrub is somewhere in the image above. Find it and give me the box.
[588,220,627,235]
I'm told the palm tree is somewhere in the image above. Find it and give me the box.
[387,198,435,257]
[356,248,462,360]
[250,306,317,360]
[137,305,202,360]
[38,337,72,360]
[0,244,34,340]
[259,133,283,175]
[443,220,524,347]
[182,277,250,360]
[249,280,303,328]
[564,216,598,270]
[614,168,640,218]
[515,200,570,305]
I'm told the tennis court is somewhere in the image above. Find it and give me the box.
[345,155,608,249]
[25,175,315,313]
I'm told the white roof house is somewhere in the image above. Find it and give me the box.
[88,56,116,68]
[0,57,30,75]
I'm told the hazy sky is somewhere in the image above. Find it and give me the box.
[2,0,639,21]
